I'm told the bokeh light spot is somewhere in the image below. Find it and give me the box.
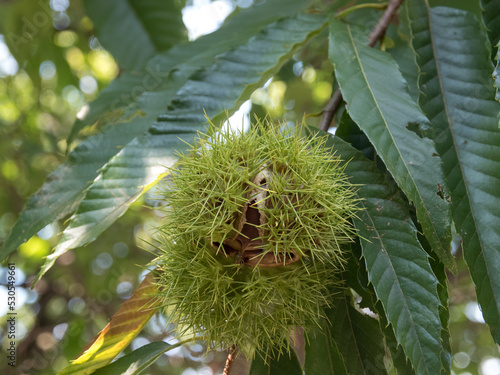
[88,50,118,81]
[113,242,129,258]
[313,81,333,103]
[36,332,57,351]
[62,85,84,109]
[68,297,86,315]
[37,223,55,240]
[0,36,19,77]
[79,75,98,95]
[453,352,471,369]
[0,99,20,123]
[55,30,77,48]
[50,0,69,12]
[80,16,93,31]
[39,60,56,80]
[96,252,113,269]
[116,281,133,298]
[302,66,316,83]
[47,296,68,317]
[465,301,485,323]
[53,12,71,31]
[198,366,213,375]
[181,368,198,375]
[19,236,51,258]
[481,357,500,375]
[65,47,86,72]
[53,323,68,340]
[2,159,20,181]
[182,0,234,40]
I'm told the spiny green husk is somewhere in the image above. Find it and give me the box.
[155,235,332,358]
[153,119,359,358]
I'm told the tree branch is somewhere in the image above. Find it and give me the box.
[319,0,405,132]
[368,0,404,47]
[223,345,238,375]
[319,89,343,131]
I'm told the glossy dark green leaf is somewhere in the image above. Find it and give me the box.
[416,225,452,374]
[328,18,455,272]
[304,321,347,375]
[309,127,445,375]
[495,48,500,101]
[91,341,182,375]
[432,261,452,374]
[326,292,386,375]
[34,13,327,282]
[85,0,188,71]
[387,6,420,103]
[70,0,315,141]
[408,2,500,344]
[384,321,415,375]
[335,111,374,160]
[481,0,500,54]
[250,347,302,375]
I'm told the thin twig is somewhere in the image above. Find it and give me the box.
[319,89,343,131]
[223,345,238,375]
[319,0,405,131]
[368,0,404,47]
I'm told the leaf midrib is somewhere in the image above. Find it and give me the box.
[424,4,497,302]
[344,24,443,255]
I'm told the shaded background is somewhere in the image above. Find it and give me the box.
[0,0,498,374]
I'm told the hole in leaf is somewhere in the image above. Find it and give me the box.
[406,121,427,138]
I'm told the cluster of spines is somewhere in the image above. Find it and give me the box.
[162,120,358,264]
[154,119,359,357]
[154,235,332,357]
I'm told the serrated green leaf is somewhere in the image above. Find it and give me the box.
[416,225,452,374]
[432,261,451,375]
[336,119,412,374]
[347,151,443,375]
[1,0,316,263]
[342,240,378,314]
[309,127,444,375]
[0,115,156,263]
[91,341,183,375]
[325,291,386,375]
[328,18,455,273]
[68,0,319,143]
[387,6,420,103]
[495,46,500,101]
[304,321,347,375]
[69,0,315,142]
[481,0,500,54]
[408,2,500,344]
[384,321,415,375]
[84,0,188,71]
[34,13,328,282]
[335,111,374,160]
[250,347,302,375]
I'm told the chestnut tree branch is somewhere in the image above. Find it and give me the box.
[223,345,238,375]
[319,0,405,132]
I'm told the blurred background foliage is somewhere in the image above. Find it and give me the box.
[0,0,498,374]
